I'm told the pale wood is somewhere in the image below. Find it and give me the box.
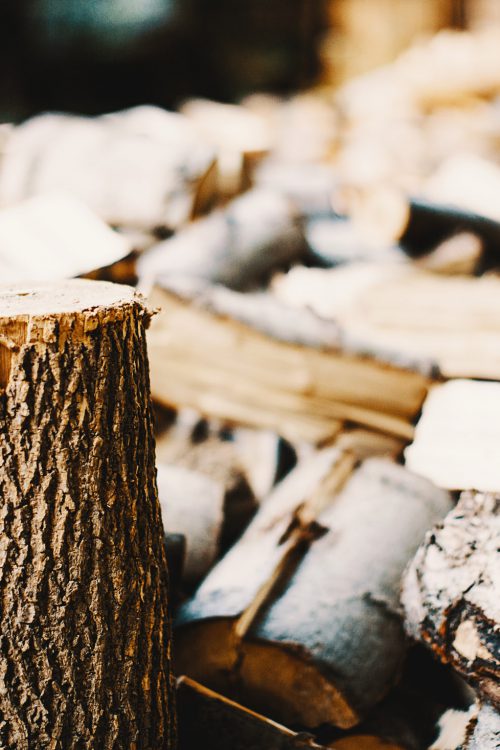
[274,263,500,380]
[0,194,131,283]
[146,285,431,444]
[157,463,225,583]
[405,379,500,492]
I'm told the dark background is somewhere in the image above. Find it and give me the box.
[0,0,329,121]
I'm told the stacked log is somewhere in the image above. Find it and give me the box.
[175,455,452,729]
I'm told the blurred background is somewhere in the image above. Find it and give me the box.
[0,0,489,121]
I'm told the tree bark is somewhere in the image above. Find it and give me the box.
[0,280,176,749]
[402,491,500,710]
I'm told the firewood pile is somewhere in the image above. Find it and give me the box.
[0,26,499,750]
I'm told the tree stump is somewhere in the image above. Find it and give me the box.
[0,280,176,749]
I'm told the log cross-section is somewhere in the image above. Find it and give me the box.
[0,280,176,749]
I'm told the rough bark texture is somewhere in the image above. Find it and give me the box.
[0,280,176,749]
[175,457,452,729]
[402,491,500,710]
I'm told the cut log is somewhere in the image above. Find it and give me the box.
[274,263,500,380]
[137,188,305,291]
[347,187,500,263]
[146,283,433,444]
[157,463,226,584]
[322,644,473,750]
[0,106,216,231]
[402,491,500,709]
[230,427,290,501]
[177,676,322,750]
[405,379,500,492]
[425,153,500,226]
[157,429,257,552]
[414,233,482,276]
[0,280,175,748]
[175,456,452,729]
[0,193,131,283]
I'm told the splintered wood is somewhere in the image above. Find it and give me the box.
[146,285,431,444]
[274,264,500,380]
[0,281,175,748]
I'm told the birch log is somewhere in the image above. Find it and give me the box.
[0,280,176,749]
[137,188,305,291]
[402,491,500,710]
[430,702,500,750]
[175,456,452,729]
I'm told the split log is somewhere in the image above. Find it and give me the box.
[231,427,296,501]
[430,702,500,750]
[402,491,500,709]
[180,98,272,198]
[175,456,452,729]
[424,154,500,226]
[137,188,305,291]
[177,676,322,750]
[273,263,500,380]
[0,193,131,283]
[405,379,500,492]
[0,106,216,231]
[0,280,176,748]
[146,282,433,444]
